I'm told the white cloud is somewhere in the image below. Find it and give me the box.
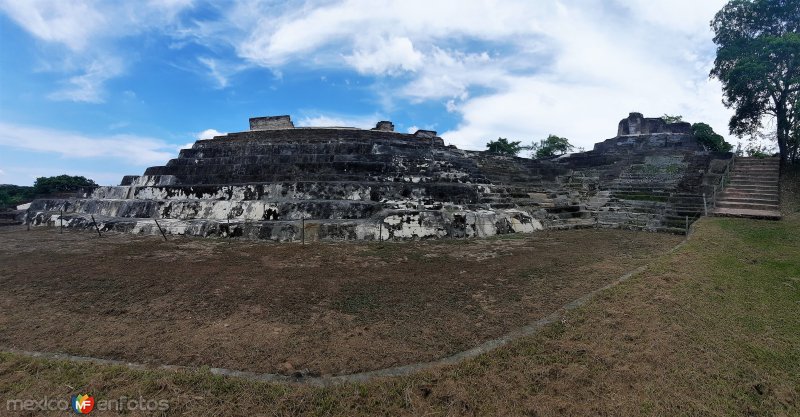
[47,58,123,103]
[183,0,731,150]
[0,0,107,51]
[197,129,225,140]
[0,0,193,101]
[344,36,424,75]
[296,114,383,129]
[196,57,252,89]
[0,122,175,165]
[2,0,736,152]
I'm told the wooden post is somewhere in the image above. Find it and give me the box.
[153,218,168,241]
[301,218,305,245]
[685,215,689,236]
[379,222,383,242]
[90,215,102,237]
[59,209,63,234]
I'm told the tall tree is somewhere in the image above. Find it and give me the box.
[710,0,800,165]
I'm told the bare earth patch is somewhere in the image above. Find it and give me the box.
[0,227,681,376]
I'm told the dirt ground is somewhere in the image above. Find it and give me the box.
[0,226,681,376]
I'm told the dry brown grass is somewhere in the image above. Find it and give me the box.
[0,227,678,377]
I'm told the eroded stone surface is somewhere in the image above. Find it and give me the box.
[27,114,733,240]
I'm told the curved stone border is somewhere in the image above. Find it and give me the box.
[3,238,689,387]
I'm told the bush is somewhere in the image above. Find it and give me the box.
[486,138,523,156]
[692,123,733,153]
[530,135,575,159]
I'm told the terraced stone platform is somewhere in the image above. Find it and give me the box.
[26,113,735,240]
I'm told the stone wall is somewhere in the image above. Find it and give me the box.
[249,115,294,130]
[27,114,732,241]
[617,112,692,136]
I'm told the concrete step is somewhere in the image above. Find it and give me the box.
[735,160,779,165]
[730,173,779,180]
[713,207,781,220]
[715,200,780,211]
[730,170,778,176]
[720,192,778,201]
[724,185,779,192]
[727,179,780,186]
[735,158,780,164]
[717,196,779,205]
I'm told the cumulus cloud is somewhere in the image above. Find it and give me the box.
[344,36,424,75]
[197,128,225,139]
[0,122,175,165]
[2,0,735,150]
[179,0,731,150]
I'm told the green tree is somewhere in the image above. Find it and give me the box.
[530,134,575,159]
[710,0,800,165]
[0,185,35,210]
[692,122,734,152]
[33,175,97,195]
[485,137,523,156]
[662,114,684,124]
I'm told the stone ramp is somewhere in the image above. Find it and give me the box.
[713,157,781,220]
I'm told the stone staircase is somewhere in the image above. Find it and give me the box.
[713,157,781,220]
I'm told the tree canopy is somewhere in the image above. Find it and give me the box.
[661,114,684,124]
[692,123,734,152]
[710,0,800,164]
[530,135,575,159]
[485,138,523,155]
[32,175,97,195]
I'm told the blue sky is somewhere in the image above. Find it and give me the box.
[0,0,732,186]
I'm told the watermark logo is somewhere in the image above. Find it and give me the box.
[7,394,167,413]
[71,394,94,414]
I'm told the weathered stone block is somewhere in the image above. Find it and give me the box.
[249,115,294,130]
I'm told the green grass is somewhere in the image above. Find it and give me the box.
[2,178,799,416]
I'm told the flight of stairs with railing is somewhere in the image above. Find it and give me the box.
[713,157,781,220]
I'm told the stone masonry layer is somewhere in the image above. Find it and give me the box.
[27,113,733,241]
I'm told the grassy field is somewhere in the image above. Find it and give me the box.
[0,228,680,377]
[1,170,798,416]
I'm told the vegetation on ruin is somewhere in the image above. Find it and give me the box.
[2,173,797,416]
[485,137,523,155]
[529,134,575,159]
[661,114,684,124]
[711,0,800,165]
[693,122,735,152]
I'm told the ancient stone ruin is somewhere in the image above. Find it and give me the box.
[27,113,734,241]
